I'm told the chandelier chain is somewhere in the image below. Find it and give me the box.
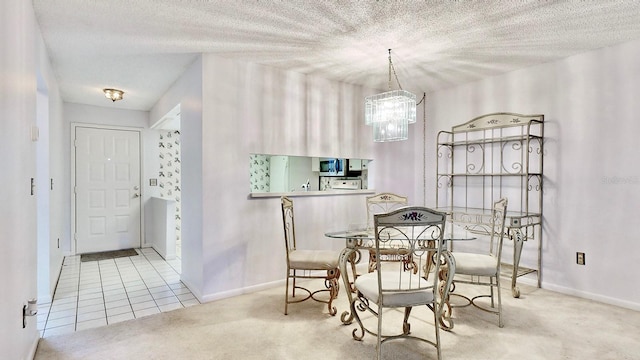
[422,92,426,205]
[388,49,403,91]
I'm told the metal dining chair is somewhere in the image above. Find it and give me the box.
[350,206,455,360]
[450,197,508,327]
[365,193,413,273]
[281,196,341,315]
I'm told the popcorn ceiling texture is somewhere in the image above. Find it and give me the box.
[33,0,640,110]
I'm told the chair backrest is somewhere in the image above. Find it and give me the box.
[373,206,449,301]
[489,198,508,260]
[281,196,296,262]
[366,192,408,230]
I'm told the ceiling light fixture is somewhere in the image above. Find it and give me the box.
[365,49,417,142]
[103,88,124,102]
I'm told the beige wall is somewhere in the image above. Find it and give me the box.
[426,38,640,310]
[199,55,378,300]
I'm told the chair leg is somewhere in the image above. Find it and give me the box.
[402,306,412,334]
[490,277,495,308]
[496,274,503,328]
[284,271,290,315]
[292,270,296,298]
[433,304,442,360]
[376,304,383,360]
[326,268,340,316]
[349,294,366,341]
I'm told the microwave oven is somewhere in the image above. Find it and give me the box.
[319,158,345,176]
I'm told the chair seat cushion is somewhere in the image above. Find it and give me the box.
[355,271,434,307]
[289,250,339,270]
[452,252,498,277]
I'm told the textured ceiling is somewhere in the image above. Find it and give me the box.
[33,0,640,111]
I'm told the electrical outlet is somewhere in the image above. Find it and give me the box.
[576,252,585,265]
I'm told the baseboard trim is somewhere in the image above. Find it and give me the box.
[541,282,640,312]
[487,273,640,312]
[27,333,39,360]
[200,279,284,303]
[179,277,203,303]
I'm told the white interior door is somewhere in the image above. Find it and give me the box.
[75,127,141,254]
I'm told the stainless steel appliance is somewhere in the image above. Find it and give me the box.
[329,178,361,190]
[319,158,345,176]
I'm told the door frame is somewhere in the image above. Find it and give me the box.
[71,123,145,255]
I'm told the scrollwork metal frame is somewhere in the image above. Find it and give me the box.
[281,196,341,316]
[346,207,456,360]
[434,113,544,298]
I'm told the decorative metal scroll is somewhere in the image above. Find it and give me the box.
[452,113,544,133]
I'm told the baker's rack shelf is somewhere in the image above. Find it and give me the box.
[435,113,544,298]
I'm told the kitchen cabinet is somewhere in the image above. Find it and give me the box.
[349,159,362,171]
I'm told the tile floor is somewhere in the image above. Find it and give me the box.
[37,248,199,337]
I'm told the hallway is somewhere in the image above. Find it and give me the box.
[37,248,199,337]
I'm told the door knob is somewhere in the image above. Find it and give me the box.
[133,193,140,198]
[134,185,140,190]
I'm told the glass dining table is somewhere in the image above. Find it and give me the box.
[325,225,475,330]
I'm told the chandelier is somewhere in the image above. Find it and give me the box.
[103,88,124,102]
[365,49,416,142]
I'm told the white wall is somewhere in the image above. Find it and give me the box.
[36,84,52,303]
[150,57,204,298]
[426,38,640,310]
[147,197,176,260]
[0,0,54,358]
[196,55,420,300]
[35,25,65,305]
[150,53,423,302]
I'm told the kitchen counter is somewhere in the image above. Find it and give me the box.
[249,189,375,198]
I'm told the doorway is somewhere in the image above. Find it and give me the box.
[72,125,142,254]
[152,104,182,259]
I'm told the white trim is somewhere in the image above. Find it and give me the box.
[70,123,145,255]
[541,281,640,312]
[150,103,181,130]
[200,280,284,303]
[495,273,640,312]
[515,274,640,311]
[179,277,203,303]
[27,334,38,360]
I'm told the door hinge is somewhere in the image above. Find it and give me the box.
[74,139,78,147]
[30,178,35,196]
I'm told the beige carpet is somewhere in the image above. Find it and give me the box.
[35,280,640,360]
